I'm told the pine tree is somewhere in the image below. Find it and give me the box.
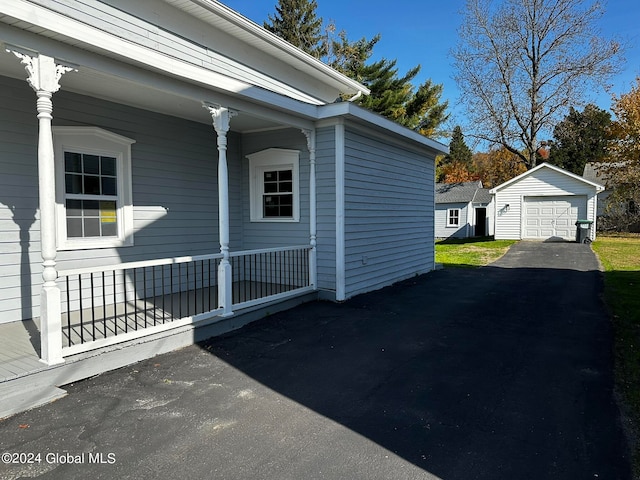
[264,0,325,58]
[264,1,449,137]
[445,126,473,165]
[332,39,449,137]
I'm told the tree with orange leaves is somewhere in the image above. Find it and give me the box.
[599,76,640,231]
[472,147,527,188]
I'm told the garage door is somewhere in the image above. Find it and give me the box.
[523,196,587,240]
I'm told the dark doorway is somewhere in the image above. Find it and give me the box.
[475,207,487,236]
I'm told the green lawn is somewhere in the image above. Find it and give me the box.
[435,237,517,267]
[592,235,640,473]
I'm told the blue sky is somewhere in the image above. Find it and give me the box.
[221,0,640,127]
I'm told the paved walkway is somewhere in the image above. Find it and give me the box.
[0,242,631,479]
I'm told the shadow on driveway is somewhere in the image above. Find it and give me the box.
[200,258,629,479]
[0,243,631,479]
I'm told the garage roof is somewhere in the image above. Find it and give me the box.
[489,163,604,194]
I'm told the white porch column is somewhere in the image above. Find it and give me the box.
[7,47,75,365]
[204,103,237,316]
[302,129,317,289]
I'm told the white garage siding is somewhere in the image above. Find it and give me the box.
[523,196,586,240]
[492,164,602,241]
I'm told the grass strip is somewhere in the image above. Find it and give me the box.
[435,237,517,268]
[592,235,640,475]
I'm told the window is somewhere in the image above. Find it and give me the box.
[247,148,300,222]
[53,127,135,250]
[447,208,460,227]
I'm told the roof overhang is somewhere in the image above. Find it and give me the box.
[0,0,368,108]
[162,0,369,98]
[318,102,449,156]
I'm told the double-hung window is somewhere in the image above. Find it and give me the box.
[247,148,300,222]
[53,127,135,250]
[447,208,460,227]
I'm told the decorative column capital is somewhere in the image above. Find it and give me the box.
[6,45,76,93]
[203,103,238,135]
[302,128,316,157]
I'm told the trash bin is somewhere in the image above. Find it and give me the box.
[575,219,593,243]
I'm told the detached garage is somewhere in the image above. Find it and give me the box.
[490,163,604,241]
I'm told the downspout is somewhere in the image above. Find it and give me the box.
[347,90,363,102]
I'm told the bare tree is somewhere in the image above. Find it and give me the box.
[452,0,623,168]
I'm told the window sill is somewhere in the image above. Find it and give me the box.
[58,237,134,251]
[250,217,300,223]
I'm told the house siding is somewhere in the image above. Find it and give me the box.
[315,126,337,294]
[0,75,233,324]
[343,127,434,298]
[494,167,599,240]
[435,203,469,238]
[239,129,310,250]
[26,0,336,104]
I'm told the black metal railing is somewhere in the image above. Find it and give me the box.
[57,246,313,350]
[230,245,311,305]
[59,254,222,348]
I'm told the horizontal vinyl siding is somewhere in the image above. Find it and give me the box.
[315,126,337,293]
[239,129,310,250]
[435,203,469,238]
[26,0,329,103]
[0,75,40,323]
[0,75,228,323]
[343,127,434,298]
[494,168,600,240]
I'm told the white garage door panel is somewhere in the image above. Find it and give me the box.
[524,196,586,240]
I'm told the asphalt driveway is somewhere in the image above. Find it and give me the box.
[0,242,631,479]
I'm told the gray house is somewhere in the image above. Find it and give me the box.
[0,0,447,373]
[435,181,494,238]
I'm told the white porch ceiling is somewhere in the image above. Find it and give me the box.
[0,46,290,133]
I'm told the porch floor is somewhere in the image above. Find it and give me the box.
[0,318,44,382]
[1,279,307,383]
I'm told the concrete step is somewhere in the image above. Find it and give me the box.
[0,383,67,420]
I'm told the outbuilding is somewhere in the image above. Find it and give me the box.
[490,163,604,241]
[435,181,494,238]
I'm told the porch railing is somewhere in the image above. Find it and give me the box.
[57,245,313,356]
[231,245,312,309]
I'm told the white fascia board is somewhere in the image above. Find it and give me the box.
[317,102,449,155]
[181,0,370,97]
[0,22,317,130]
[489,162,605,193]
[0,0,326,107]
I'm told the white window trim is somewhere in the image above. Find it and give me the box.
[247,148,300,222]
[53,126,135,250]
[447,208,460,227]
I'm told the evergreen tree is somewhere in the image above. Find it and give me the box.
[548,104,611,175]
[437,126,473,181]
[445,126,473,165]
[331,37,449,137]
[264,1,449,137]
[264,0,325,58]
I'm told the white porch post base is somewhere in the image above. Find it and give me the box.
[40,284,64,365]
[218,260,233,317]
